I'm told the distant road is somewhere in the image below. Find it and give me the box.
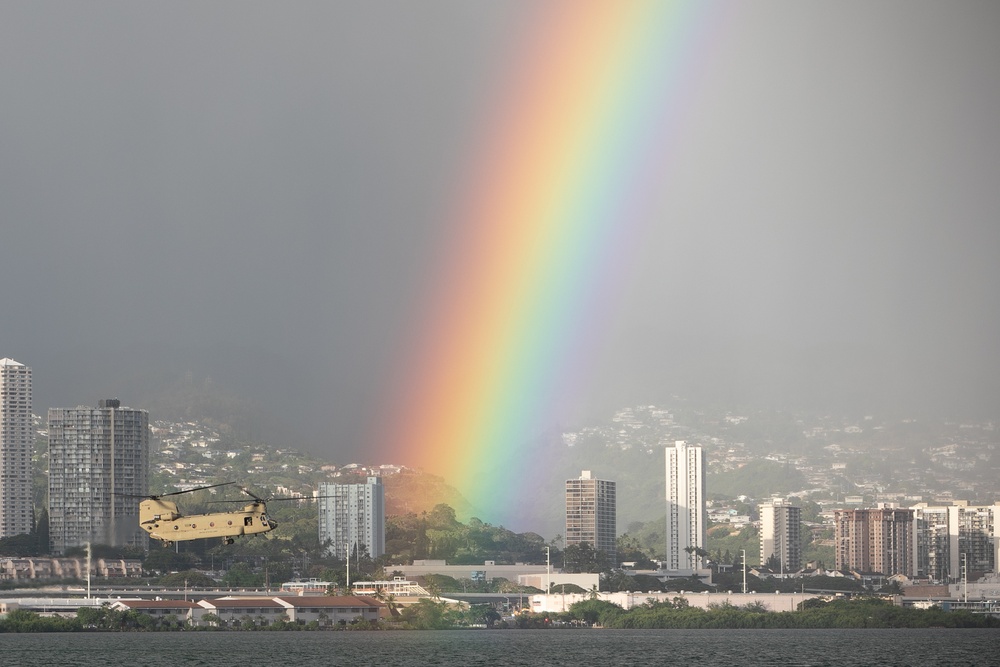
[0,586,278,600]
[0,586,533,607]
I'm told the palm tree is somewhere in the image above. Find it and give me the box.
[384,593,400,617]
[684,545,711,568]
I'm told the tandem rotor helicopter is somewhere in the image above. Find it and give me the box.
[137,482,308,546]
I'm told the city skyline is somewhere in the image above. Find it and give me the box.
[0,374,998,585]
[5,350,995,544]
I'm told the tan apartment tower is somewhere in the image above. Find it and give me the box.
[48,399,150,553]
[665,440,705,570]
[0,359,33,538]
[565,470,617,563]
[834,506,914,576]
[759,497,802,572]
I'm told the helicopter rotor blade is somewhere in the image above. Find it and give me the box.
[157,482,235,498]
[205,494,339,505]
[239,486,266,502]
[123,481,234,500]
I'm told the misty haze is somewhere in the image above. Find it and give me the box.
[1,1,997,496]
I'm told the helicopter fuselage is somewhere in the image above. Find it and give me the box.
[139,498,275,545]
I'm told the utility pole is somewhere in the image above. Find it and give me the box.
[742,549,747,594]
[86,542,92,599]
[346,542,351,592]
[780,513,785,578]
[962,553,968,604]
[545,546,551,594]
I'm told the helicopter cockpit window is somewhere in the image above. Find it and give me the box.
[261,514,269,526]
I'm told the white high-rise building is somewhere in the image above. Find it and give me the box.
[759,497,802,572]
[912,503,951,582]
[318,476,385,560]
[912,501,1000,582]
[0,359,33,539]
[47,399,149,553]
[948,502,1000,581]
[665,440,705,570]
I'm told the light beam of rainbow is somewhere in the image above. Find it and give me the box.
[375,0,716,526]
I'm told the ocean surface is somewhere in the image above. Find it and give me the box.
[3,628,997,666]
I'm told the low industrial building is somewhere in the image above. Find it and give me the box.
[517,573,599,592]
[0,596,117,618]
[396,559,549,583]
[395,559,600,592]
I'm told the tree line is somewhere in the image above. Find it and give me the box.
[560,597,999,629]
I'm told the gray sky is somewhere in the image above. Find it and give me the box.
[2,2,998,458]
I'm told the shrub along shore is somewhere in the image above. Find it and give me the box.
[559,597,999,629]
[2,595,999,632]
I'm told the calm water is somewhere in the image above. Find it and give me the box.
[2,629,997,666]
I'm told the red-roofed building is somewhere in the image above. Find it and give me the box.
[196,597,289,627]
[274,595,387,625]
[196,595,385,627]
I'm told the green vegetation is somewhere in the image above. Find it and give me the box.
[561,597,1000,629]
[385,503,549,565]
[0,513,49,557]
[399,599,451,629]
[707,523,759,566]
[710,572,867,595]
[0,609,82,632]
[563,542,610,573]
[0,605,380,633]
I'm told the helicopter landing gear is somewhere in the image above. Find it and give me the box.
[223,537,235,545]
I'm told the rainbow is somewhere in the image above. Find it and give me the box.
[374,0,719,526]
